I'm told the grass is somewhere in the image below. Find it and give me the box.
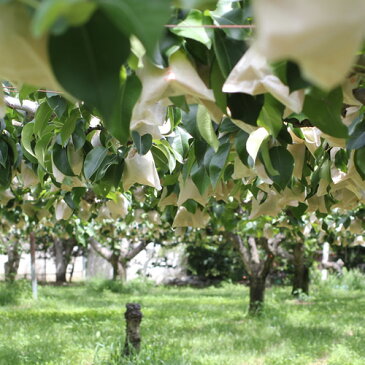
[0,276,364,365]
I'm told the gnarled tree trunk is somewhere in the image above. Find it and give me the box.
[4,241,21,282]
[89,238,148,282]
[292,242,310,296]
[111,254,127,282]
[228,233,284,315]
[249,275,266,314]
[54,238,76,283]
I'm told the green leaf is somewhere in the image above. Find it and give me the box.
[49,10,130,123]
[60,111,78,146]
[182,105,200,140]
[234,130,250,166]
[132,131,153,155]
[219,118,239,134]
[21,122,36,158]
[170,126,191,157]
[260,139,279,176]
[210,59,227,112]
[182,146,196,181]
[53,144,75,176]
[161,139,184,164]
[34,102,53,137]
[194,138,209,166]
[108,73,142,144]
[103,162,124,188]
[172,0,216,10]
[32,0,97,37]
[98,0,170,56]
[35,133,53,169]
[191,162,211,195]
[19,85,38,103]
[268,146,294,190]
[197,105,219,152]
[0,139,9,168]
[302,87,348,138]
[227,93,264,126]
[212,9,248,41]
[171,10,212,49]
[286,61,311,92]
[354,147,365,180]
[209,142,231,187]
[72,120,86,151]
[152,145,169,172]
[83,146,109,180]
[2,135,18,166]
[257,94,284,138]
[93,155,118,182]
[47,95,67,119]
[347,121,365,150]
[153,143,176,173]
[169,96,189,113]
[0,164,11,189]
[213,29,247,78]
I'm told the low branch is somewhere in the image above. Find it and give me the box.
[225,232,252,275]
[275,246,294,261]
[267,234,286,254]
[89,237,113,261]
[124,240,149,262]
[4,96,38,115]
[321,259,344,274]
[248,237,260,265]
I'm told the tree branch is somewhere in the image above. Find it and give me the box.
[124,240,149,262]
[248,236,260,265]
[225,232,252,275]
[4,96,38,116]
[89,237,113,262]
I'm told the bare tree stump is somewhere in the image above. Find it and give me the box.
[123,303,142,356]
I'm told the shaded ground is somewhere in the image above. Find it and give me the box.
[0,281,364,365]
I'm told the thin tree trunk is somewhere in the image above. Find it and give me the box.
[54,239,67,283]
[292,243,310,296]
[30,232,38,300]
[4,241,21,282]
[249,275,266,314]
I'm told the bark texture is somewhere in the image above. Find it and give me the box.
[249,276,266,314]
[292,242,310,296]
[227,233,284,315]
[124,303,143,356]
[54,238,76,283]
[4,241,21,282]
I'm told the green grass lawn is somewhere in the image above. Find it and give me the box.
[0,279,364,365]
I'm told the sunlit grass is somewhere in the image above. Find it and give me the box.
[0,279,364,365]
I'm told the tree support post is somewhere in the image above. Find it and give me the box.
[30,232,38,300]
[123,303,143,356]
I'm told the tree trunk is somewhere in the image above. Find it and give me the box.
[111,254,127,282]
[55,239,67,283]
[248,275,266,315]
[54,239,75,284]
[4,241,21,282]
[292,243,310,296]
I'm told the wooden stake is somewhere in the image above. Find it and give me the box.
[123,303,142,356]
